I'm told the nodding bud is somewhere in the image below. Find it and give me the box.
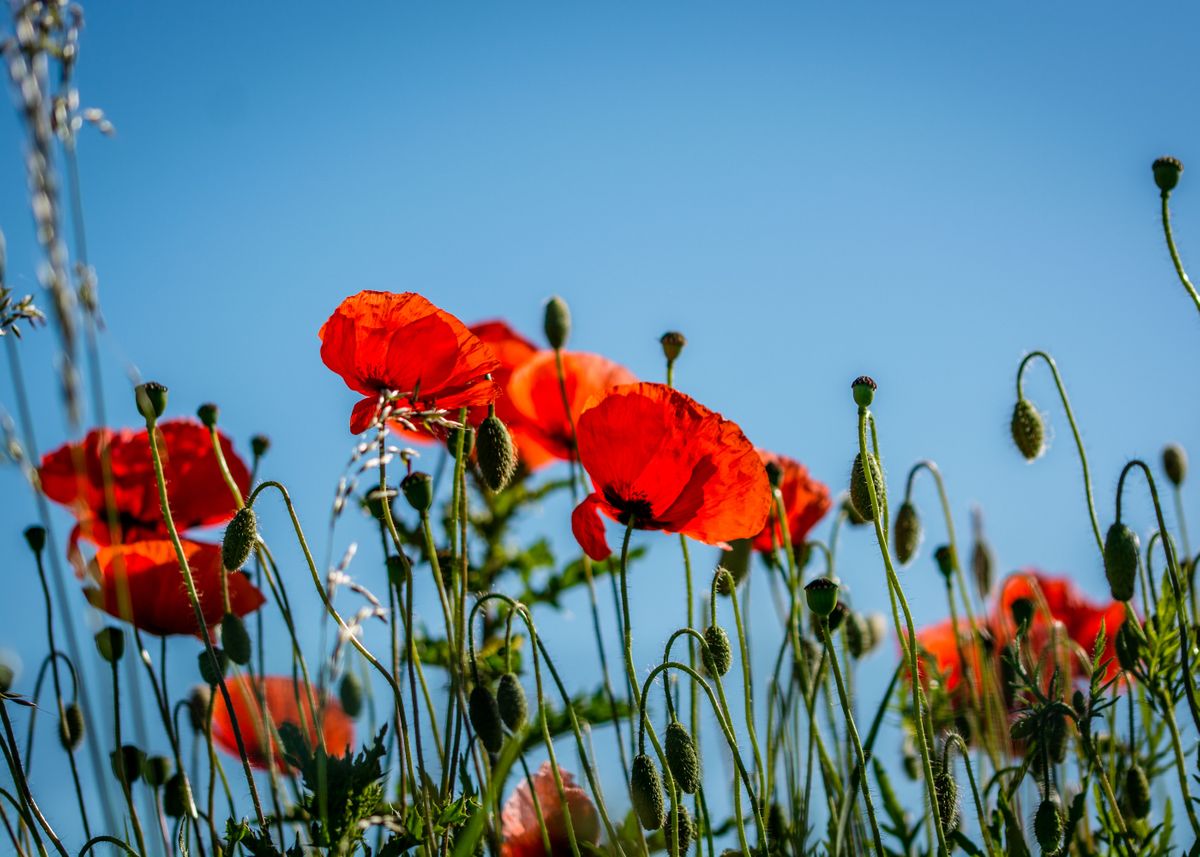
[702,625,733,676]
[675,804,695,854]
[893,502,921,565]
[664,720,700,794]
[134,381,168,423]
[842,496,868,527]
[543,296,571,349]
[198,648,229,686]
[660,331,686,363]
[187,686,212,732]
[110,744,144,786]
[497,672,527,731]
[1044,714,1068,764]
[250,435,271,458]
[1010,598,1034,632]
[447,425,475,458]
[826,601,850,633]
[197,403,219,428]
[713,566,735,596]
[95,627,125,663]
[849,453,884,522]
[163,772,191,819]
[851,375,877,408]
[764,460,784,489]
[477,414,517,492]
[1034,797,1062,854]
[221,506,257,572]
[933,766,960,837]
[143,755,172,788]
[468,685,504,753]
[1115,622,1143,672]
[1011,398,1044,461]
[630,753,666,831]
[1153,156,1183,194]
[338,672,364,718]
[805,577,839,618]
[22,526,47,557]
[970,511,994,600]
[1163,442,1188,486]
[933,545,954,580]
[221,613,251,666]
[401,471,434,513]
[58,702,85,751]
[845,612,870,659]
[1103,522,1139,602]
[1125,763,1151,819]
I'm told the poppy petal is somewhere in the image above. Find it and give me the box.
[571,493,612,561]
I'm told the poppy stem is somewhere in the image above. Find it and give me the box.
[0,701,67,857]
[1159,191,1200,316]
[108,657,147,856]
[943,735,995,855]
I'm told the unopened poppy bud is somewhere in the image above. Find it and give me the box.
[630,753,666,830]
[221,506,257,572]
[764,460,783,489]
[250,434,271,458]
[1125,763,1151,819]
[933,545,954,579]
[110,744,144,785]
[543,296,571,349]
[1045,714,1068,764]
[1034,797,1062,854]
[198,648,229,686]
[675,804,695,854]
[468,684,504,753]
[1153,156,1183,194]
[23,525,45,554]
[660,331,686,363]
[447,425,475,458]
[971,528,994,600]
[143,755,172,788]
[851,375,877,408]
[849,453,885,522]
[497,672,527,731]
[1115,622,1143,672]
[1011,398,1044,461]
[187,686,212,732]
[1072,689,1087,718]
[804,577,839,618]
[338,672,363,718]
[1163,442,1187,486]
[1010,714,1038,742]
[664,720,700,794]
[713,566,735,596]
[827,601,849,633]
[845,612,870,659]
[1103,522,1139,602]
[197,403,219,428]
[1010,598,1034,632]
[135,381,168,423]
[163,772,191,819]
[933,767,960,837]
[702,625,732,677]
[477,414,517,492]
[842,496,868,527]
[221,613,251,665]
[401,471,434,513]
[893,502,920,565]
[386,554,410,588]
[58,702,84,750]
[95,627,124,663]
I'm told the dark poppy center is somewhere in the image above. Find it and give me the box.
[603,486,658,528]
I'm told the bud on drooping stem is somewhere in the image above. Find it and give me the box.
[893,501,921,565]
[468,684,504,753]
[664,720,700,794]
[702,625,732,677]
[630,753,666,831]
[932,763,960,837]
[543,296,571,349]
[476,413,517,492]
[849,453,885,522]
[497,673,528,731]
[221,613,251,665]
[221,506,258,572]
[1103,522,1139,602]
[1011,398,1045,461]
[1163,442,1188,486]
[1125,763,1151,819]
[1034,796,1063,854]
[58,702,85,751]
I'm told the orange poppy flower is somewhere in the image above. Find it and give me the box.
[319,291,502,434]
[39,420,249,548]
[84,540,264,637]
[506,350,637,471]
[500,762,600,857]
[751,450,831,554]
[570,382,772,561]
[210,675,355,770]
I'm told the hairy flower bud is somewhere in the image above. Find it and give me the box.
[1115,622,1143,672]
[187,686,212,732]
[893,502,921,565]
[477,414,517,492]
[1034,797,1062,854]
[221,613,251,665]
[631,753,666,831]
[23,525,45,555]
[1125,763,1151,819]
[198,648,229,686]
[1153,156,1183,194]
[703,625,732,677]
[143,755,172,788]
[1163,442,1187,487]
[1103,522,1139,602]
[338,672,363,718]
[58,702,85,751]
[849,453,884,522]
[851,375,877,408]
[497,672,528,731]
[543,296,571,349]
[95,627,125,663]
[805,577,839,618]
[665,720,700,794]
[469,685,504,753]
[933,767,960,837]
[447,425,476,459]
[197,402,219,428]
[163,772,191,819]
[222,506,257,572]
[110,744,144,786]
[1011,398,1044,461]
[845,612,870,659]
[135,381,168,423]
[675,804,695,854]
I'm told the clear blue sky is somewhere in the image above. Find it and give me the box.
[1,2,1198,849]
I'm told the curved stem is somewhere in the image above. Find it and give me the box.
[1160,192,1200,316]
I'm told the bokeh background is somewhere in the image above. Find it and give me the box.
[1,2,1198,850]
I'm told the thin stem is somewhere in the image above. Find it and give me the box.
[1159,191,1200,316]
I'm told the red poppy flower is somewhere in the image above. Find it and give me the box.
[84,540,264,637]
[570,382,772,561]
[913,617,986,698]
[210,675,355,770]
[319,291,502,434]
[506,350,637,471]
[500,762,599,857]
[751,450,831,554]
[39,420,250,548]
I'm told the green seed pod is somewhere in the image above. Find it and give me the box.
[674,804,695,854]
[933,768,960,837]
[58,702,85,751]
[447,425,476,459]
[110,744,144,786]
[664,720,700,794]
[23,525,46,554]
[134,381,169,423]
[187,685,212,732]
[468,685,504,753]
[221,613,251,665]
[1125,763,1151,819]
[1163,443,1187,486]
[804,577,839,618]
[95,627,125,663]
[338,672,364,718]
[630,753,665,831]
[1034,797,1062,854]
[197,648,229,686]
[142,755,172,788]
[1153,156,1183,194]
[476,414,517,492]
[543,296,571,349]
[1011,398,1044,461]
[660,331,686,364]
[893,501,921,565]
[851,375,877,408]
[163,772,191,819]
[1103,522,1139,602]
[197,402,219,428]
[496,672,528,731]
[1115,622,1143,672]
[221,506,258,571]
[702,625,732,677]
[849,452,885,522]
[250,434,271,458]
[401,471,434,513]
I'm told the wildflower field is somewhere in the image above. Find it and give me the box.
[2,3,1200,856]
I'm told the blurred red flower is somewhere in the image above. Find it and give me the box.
[319,291,501,434]
[84,540,264,637]
[39,420,249,548]
[211,675,355,770]
[570,382,771,561]
[751,450,831,554]
[500,762,599,857]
